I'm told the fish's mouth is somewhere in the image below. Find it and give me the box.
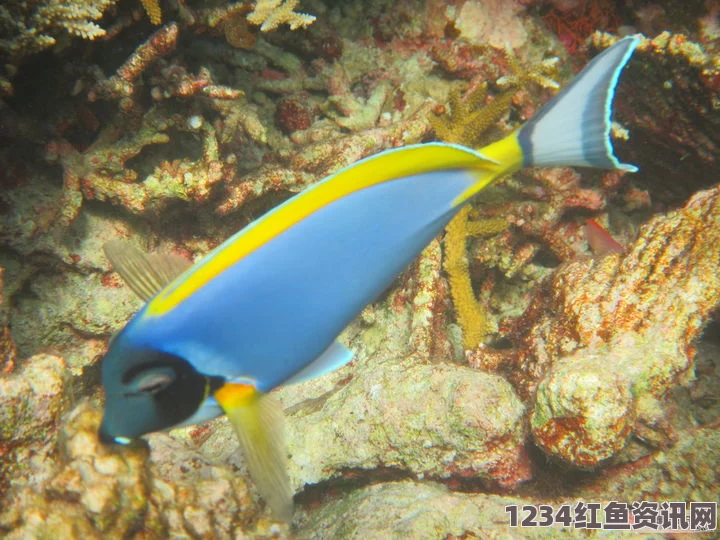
[98,426,146,448]
[98,426,129,445]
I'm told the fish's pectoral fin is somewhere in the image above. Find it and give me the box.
[103,240,192,302]
[282,340,354,385]
[214,383,293,522]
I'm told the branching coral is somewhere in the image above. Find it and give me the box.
[432,45,560,348]
[89,23,179,107]
[430,46,559,147]
[48,109,234,217]
[217,102,436,215]
[0,0,117,96]
[430,81,509,147]
[139,0,162,25]
[55,20,247,220]
[247,0,316,32]
[0,0,115,56]
[443,206,507,349]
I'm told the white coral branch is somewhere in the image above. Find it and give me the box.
[247,0,316,32]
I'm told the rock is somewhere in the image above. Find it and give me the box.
[500,185,720,467]
[299,480,521,539]
[0,354,69,492]
[0,401,282,538]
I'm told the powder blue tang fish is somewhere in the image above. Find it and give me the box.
[99,36,639,520]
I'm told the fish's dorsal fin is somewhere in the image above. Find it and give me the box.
[103,240,192,302]
[282,340,354,386]
[214,383,293,521]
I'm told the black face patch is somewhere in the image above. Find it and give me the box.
[100,348,224,442]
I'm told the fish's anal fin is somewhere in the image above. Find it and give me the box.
[103,240,192,302]
[282,340,354,386]
[214,383,293,522]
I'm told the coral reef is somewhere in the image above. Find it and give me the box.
[584,421,720,505]
[472,184,720,467]
[430,46,559,147]
[48,107,236,217]
[591,31,720,205]
[1,0,720,536]
[0,268,16,373]
[0,0,117,96]
[0,400,283,538]
[453,0,531,49]
[283,363,529,491]
[299,481,525,539]
[541,0,621,55]
[248,0,316,32]
[301,421,720,538]
[0,354,69,493]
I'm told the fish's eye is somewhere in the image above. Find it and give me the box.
[126,366,176,395]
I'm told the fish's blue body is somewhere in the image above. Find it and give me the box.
[128,167,478,391]
[99,36,641,521]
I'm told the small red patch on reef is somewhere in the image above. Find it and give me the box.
[542,0,621,55]
[101,272,124,288]
[275,94,314,133]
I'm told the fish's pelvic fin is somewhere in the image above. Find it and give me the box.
[516,35,640,172]
[214,383,293,522]
[282,340,354,385]
[104,240,192,302]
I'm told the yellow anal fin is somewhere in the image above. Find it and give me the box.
[214,383,293,522]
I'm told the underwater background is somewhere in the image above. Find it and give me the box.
[0,0,719,537]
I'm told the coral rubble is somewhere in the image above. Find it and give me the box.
[0,400,280,538]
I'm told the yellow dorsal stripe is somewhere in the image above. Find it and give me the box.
[147,143,500,316]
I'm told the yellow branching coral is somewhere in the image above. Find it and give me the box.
[139,0,162,25]
[496,44,560,91]
[430,46,560,148]
[247,0,316,32]
[435,46,558,349]
[444,206,508,349]
[430,82,515,147]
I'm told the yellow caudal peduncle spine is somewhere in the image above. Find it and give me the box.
[452,132,525,207]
